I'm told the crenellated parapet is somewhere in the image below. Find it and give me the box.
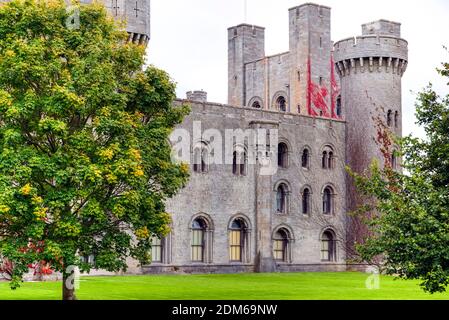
[333,35,408,77]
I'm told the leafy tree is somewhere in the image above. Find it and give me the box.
[349,60,449,294]
[0,0,189,300]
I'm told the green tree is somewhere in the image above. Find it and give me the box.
[0,0,189,300]
[350,60,449,294]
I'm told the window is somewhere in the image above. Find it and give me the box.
[302,188,311,214]
[276,96,287,112]
[229,219,245,262]
[394,111,399,128]
[193,143,208,173]
[323,187,333,214]
[322,146,334,170]
[387,110,392,127]
[252,101,261,109]
[322,151,327,169]
[151,237,162,263]
[273,230,288,261]
[328,151,334,169]
[301,149,309,169]
[191,218,206,262]
[232,149,247,176]
[276,183,288,214]
[391,152,397,169]
[336,95,342,117]
[321,230,336,261]
[278,143,288,168]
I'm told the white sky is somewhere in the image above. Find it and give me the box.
[147,0,449,138]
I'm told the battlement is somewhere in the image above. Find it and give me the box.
[362,20,401,37]
[289,2,331,14]
[0,0,151,46]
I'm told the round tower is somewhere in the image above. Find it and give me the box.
[334,20,408,249]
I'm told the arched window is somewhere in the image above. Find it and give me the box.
[301,149,309,169]
[302,188,311,215]
[328,151,334,169]
[276,183,288,214]
[322,151,328,169]
[252,101,261,109]
[391,152,397,169]
[321,230,336,261]
[193,143,208,173]
[276,96,287,112]
[233,149,247,176]
[323,187,333,214]
[229,219,245,262]
[387,110,392,127]
[278,143,288,168]
[336,95,342,117]
[273,229,288,261]
[151,237,162,263]
[191,218,206,262]
[394,111,399,128]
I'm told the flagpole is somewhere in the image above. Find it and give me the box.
[244,0,247,23]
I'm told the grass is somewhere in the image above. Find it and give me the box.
[0,272,448,300]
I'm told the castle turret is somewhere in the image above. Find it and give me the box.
[289,3,332,116]
[228,24,265,107]
[334,20,408,248]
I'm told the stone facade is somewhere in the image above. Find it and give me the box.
[142,3,408,274]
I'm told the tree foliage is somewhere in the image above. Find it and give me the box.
[0,0,189,297]
[350,61,449,293]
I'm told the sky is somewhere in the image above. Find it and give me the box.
[147,0,449,138]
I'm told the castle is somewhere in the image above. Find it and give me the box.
[2,0,408,275]
[148,2,408,274]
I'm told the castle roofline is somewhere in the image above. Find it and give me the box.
[227,23,265,30]
[362,19,401,27]
[175,99,346,124]
[288,3,331,11]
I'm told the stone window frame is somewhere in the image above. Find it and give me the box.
[320,227,338,262]
[277,138,292,169]
[192,141,210,174]
[321,183,338,216]
[301,145,312,170]
[150,233,172,265]
[272,225,295,263]
[273,179,292,215]
[232,143,248,177]
[189,213,214,264]
[300,185,313,216]
[272,91,289,112]
[248,96,264,110]
[320,144,336,170]
[227,214,252,264]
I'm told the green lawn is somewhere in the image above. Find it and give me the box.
[0,272,448,300]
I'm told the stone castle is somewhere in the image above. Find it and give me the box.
[2,0,408,275]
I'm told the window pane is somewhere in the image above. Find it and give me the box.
[229,230,242,261]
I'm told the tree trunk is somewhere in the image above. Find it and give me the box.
[62,270,77,300]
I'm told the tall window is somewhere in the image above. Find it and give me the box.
[387,110,392,127]
[191,218,206,262]
[229,219,244,262]
[302,188,311,214]
[301,149,309,169]
[232,149,247,176]
[278,143,288,168]
[322,151,328,169]
[336,95,342,117]
[321,231,336,261]
[323,187,333,214]
[394,111,399,128]
[193,143,208,173]
[151,237,162,263]
[328,151,334,169]
[276,184,288,214]
[391,152,397,169]
[273,229,288,261]
[277,96,287,112]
